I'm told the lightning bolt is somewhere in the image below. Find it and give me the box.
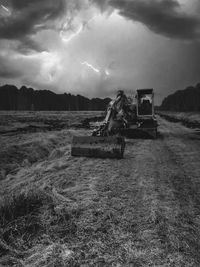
[105,69,110,76]
[60,14,99,43]
[81,61,100,73]
[81,62,111,78]
[1,4,11,14]
[60,24,83,43]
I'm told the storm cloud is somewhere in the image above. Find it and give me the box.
[1,0,199,51]
[0,0,66,39]
[0,0,199,104]
[92,0,200,40]
[0,0,69,54]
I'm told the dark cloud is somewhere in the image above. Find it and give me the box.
[9,0,48,10]
[0,0,66,38]
[0,0,66,52]
[92,0,200,40]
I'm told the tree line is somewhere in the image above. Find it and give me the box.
[0,85,111,111]
[160,83,200,112]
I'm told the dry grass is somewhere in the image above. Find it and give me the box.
[0,112,200,266]
[0,187,80,266]
[0,111,102,180]
[1,168,200,266]
[158,111,200,128]
[0,131,67,179]
[0,111,102,132]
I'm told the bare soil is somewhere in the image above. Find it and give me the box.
[0,112,200,266]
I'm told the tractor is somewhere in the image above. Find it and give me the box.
[71,89,158,158]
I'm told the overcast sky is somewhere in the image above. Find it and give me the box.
[0,0,199,104]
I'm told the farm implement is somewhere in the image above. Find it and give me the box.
[71,89,158,159]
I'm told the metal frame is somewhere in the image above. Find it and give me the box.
[136,89,154,118]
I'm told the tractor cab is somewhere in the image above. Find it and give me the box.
[136,89,154,117]
[135,89,157,138]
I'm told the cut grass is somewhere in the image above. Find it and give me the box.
[0,187,79,266]
[0,110,102,180]
[0,189,51,253]
[158,111,200,129]
[1,112,200,266]
[0,130,75,180]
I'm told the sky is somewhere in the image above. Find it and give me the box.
[0,0,199,104]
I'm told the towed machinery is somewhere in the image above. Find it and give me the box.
[71,89,158,159]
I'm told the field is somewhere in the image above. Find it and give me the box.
[158,111,200,128]
[0,111,200,266]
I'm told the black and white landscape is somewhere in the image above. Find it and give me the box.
[0,0,200,266]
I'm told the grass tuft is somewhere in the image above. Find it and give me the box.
[0,187,81,266]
